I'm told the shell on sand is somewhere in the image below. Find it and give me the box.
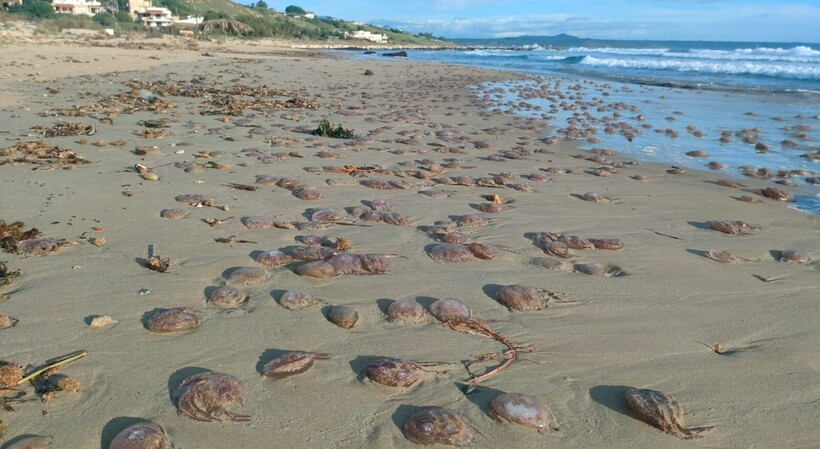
[262,351,330,378]
[226,267,269,286]
[386,298,429,324]
[279,291,321,310]
[488,393,556,431]
[172,371,249,422]
[428,298,471,321]
[364,358,423,387]
[207,286,247,308]
[4,436,54,449]
[109,421,169,449]
[145,307,203,333]
[403,407,476,446]
[160,208,188,219]
[325,306,359,329]
[624,388,712,440]
[255,250,294,268]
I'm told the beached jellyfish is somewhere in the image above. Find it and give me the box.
[109,421,169,449]
[530,257,564,270]
[364,358,424,387]
[160,208,188,219]
[427,243,475,262]
[175,194,215,207]
[291,245,339,261]
[326,253,400,275]
[172,371,249,422]
[589,238,624,250]
[780,250,811,264]
[370,198,393,211]
[402,407,477,446]
[255,250,294,268]
[294,261,338,278]
[760,186,793,202]
[310,208,349,223]
[325,306,359,329]
[441,232,468,244]
[262,352,330,378]
[624,388,712,439]
[386,299,429,324]
[242,216,275,229]
[705,249,744,264]
[708,220,758,235]
[207,286,247,308]
[4,436,54,449]
[542,241,574,258]
[226,267,270,286]
[579,191,609,203]
[496,285,564,311]
[428,298,471,321]
[488,393,556,431]
[145,307,203,333]
[574,263,625,277]
[16,236,61,256]
[278,291,322,310]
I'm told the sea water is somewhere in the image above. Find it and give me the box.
[353,40,820,213]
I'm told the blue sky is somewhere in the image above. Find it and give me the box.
[250,1,820,43]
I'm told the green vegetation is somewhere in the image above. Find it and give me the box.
[312,119,355,139]
[1,0,452,45]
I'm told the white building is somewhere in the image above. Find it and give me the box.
[138,7,172,28]
[350,30,388,44]
[52,0,103,16]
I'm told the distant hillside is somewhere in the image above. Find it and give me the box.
[153,0,453,45]
[451,34,582,48]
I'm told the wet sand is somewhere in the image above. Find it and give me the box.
[1,36,819,448]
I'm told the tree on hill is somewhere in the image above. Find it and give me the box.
[27,1,56,18]
[284,5,306,15]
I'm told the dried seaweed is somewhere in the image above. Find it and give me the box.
[0,220,41,253]
[0,141,90,170]
[0,261,21,286]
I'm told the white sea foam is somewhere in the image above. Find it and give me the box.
[579,56,820,80]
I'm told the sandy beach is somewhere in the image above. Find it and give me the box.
[1,34,819,448]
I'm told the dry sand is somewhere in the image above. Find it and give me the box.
[1,34,819,448]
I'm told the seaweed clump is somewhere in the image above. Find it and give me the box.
[0,221,41,254]
[311,119,355,139]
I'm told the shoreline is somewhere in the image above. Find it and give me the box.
[1,38,819,448]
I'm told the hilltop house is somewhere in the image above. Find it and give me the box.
[350,30,388,44]
[137,6,173,28]
[51,0,103,16]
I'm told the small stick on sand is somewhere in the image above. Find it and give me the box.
[17,350,88,385]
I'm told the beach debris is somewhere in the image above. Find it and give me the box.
[145,307,203,333]
[496,285,565,311]
[145,255,170,272]
[624,388,712,439]
[705,249,746,264]
[0,361,23,389]
[225,267,269,286]
[3,435,54,449]
[0,141,89,170]
[172,371,249,422]
[15,236,62,256]
[444,319,535,384]
[109,420,170,449]
[88,315,118,329]
[0,261,21,286]
[325,306,359,329]
[386,298,430,324]
[708,220,759,235]
[312,119,355,138]
[0,314,19,330]
[779,250,811,264]
[207,286,247,308]
[364,358,425,387]
[488,393,557,431]
[403,407,478,446]
[226,183,257,192]
[278,291,323,310]
[262,352,330,379]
